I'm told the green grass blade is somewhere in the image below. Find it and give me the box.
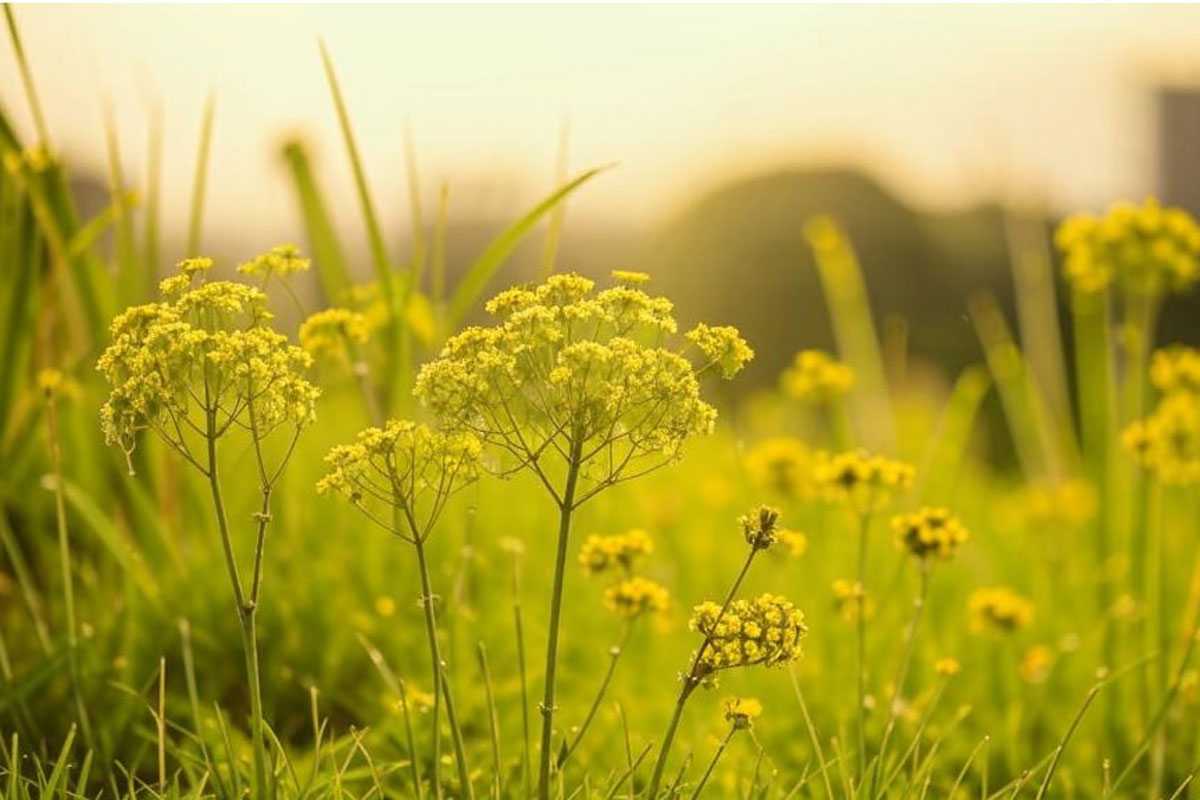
[102,99,138,303]
[446,164,611,329]
[143,98,163,284]
[280,139,351,304]
[539,116,570,279]
[186,93,215,258]
[3,5,50,147]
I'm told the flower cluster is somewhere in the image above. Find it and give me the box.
[1150,345,1200,395]
[934,657,961,677]
[739,505,781,550]
[604,576,670,619]
[813,450,915,513]
[892,507,969,561]
[1019,479,1097,528]
[415,273,750,502]
[318,420,481,539]
[776,529,808,559]
[1055,198,1200,295]
[780,349,854,403]
[722,697,763,730]
[238,244,311,279]
[97,256,319,472]
[299,308,371,361]
[969,587,1034,634]
[578,529,654,575]
[1123,392,1200,485]
[688,593,806,675]
[743,437,814,499]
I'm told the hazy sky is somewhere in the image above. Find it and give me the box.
[4,4,1200,249]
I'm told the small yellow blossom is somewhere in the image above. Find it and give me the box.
[781,349,854,403]
[814,449,915,513]
[1124,392,1200,484]
[375,596,397,617]
[604,577,670,618]
[238,244,310,278]
[1150,345,1200,396]
[969,587,1034,634]
[722,697,762,729]
[686,323,755,379]
[1019,644,1054,684]
[299,308,370,360]
[892,507,969,561]
[934,657,961,677]
[776,529,808,558]
[611,269,651,286]
[578,530,654,575]
[832,578,874,622]
[744,437,814,498]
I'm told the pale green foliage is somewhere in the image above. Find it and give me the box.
[318,419,481,540]
[96,257,319,473]
[415,273,751,506]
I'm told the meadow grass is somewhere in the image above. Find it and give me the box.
[3,6,1200,799]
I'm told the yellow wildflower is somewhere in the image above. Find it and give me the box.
[604,577,670,618]
[781,349,854,403]
[832,578,874,622]
[969,587,1034,634]
[776,529,808,558]
[744,437,814,498]
[814,449,914,513]
[722,697,763,729]
[739,505,781,551]
[689,593,806,675]
[1019,644,1054,684]
[892,507,969,561]
[934,657,961,677]
[1150,345,1200,396]
[299,308,370,360]
[578,530,655,575]
[1124,392,1200,484]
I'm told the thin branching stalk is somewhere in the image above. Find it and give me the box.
[871,561,931,795]
[789,668,837,800]
[559,622,634,771]
[854,511,873,783]
[689,726,738,800]
[645,548,759,799]
[186,93,215,258]
[477,642,503,799]
[512,551,533,800]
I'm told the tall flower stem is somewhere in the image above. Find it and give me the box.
[645,549,758,799]
[409,511,474,800]
[558,621,633,771]
[537,439,583,800]
[869,561,930,797]
[854,510,873,782]
[204,415,267,800]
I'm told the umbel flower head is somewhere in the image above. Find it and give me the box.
[743,437,814,499]
[739,505,781,550]
[781,349,854,403]
[1123,392,1200,485]
[238,244,311,280]
[318,420,481,541]
[604,576,670,619]
[1055,198,1200,295]
[415,273,752,507]
[1149,345,1200,396]
[892,507,970,561]
[579,529,654,575]
[97,255,319,473]
[688,593,806,676]
[814,449,915,513]
[969,586,1034,634]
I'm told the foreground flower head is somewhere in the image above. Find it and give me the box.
[722,697,763,729]
[1055,198,1200,295]
[415,273,751,501]
[1123,392,1200,485]
[689,593,806,675]
[97,255,319,471]
[318,420,481,538]
[743,437,814,499]
[781,349,854,403]
[739,505,781,550]
[604,576,670,618]
[814,449,915,513]
[579,529,654,575]
[969,587,1034,634]
[892,507,970,561]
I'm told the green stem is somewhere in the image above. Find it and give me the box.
[688,726,738,800]
[645,549,758,799]
[855,511,872,783]
[204,415,267,800]
[413,529,476,800]
[537,442,583,800]
[871,561,930,797]
[559,621,633,771]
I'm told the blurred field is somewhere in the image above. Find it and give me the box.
[4,5,1200,800]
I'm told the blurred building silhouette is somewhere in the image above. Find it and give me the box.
[1158,86,1200,216]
